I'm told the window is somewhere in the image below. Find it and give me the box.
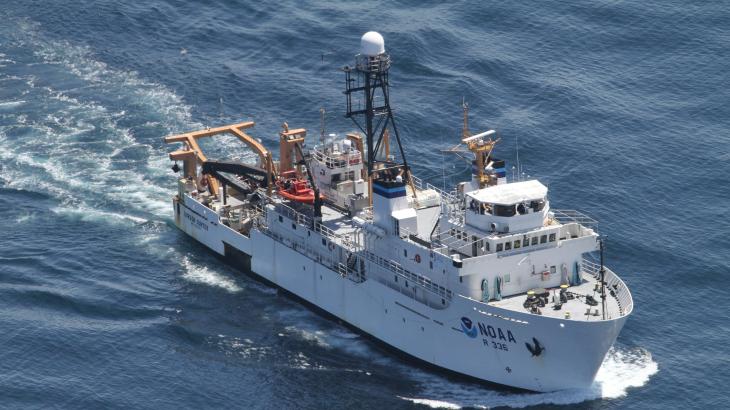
[322,238,327,246]
[503,273,511,283]
[278,215,283,223]
[394,275,398,282]
[494,204,516,217]
[496,243,503,252]
[550,265,556,274]
[514,240,521,249]
[403,249,408,257]
[292,223,296,230]
[523,236,529,247]
[393,218,400,234]
[549,233,556,242]
[429,261,433,269]
[540,235,547,244]
[505,242,512,251]
[531,199,546,212]
[485,242,490,252]
[531,236,539,246]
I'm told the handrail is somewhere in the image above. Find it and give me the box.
[581,258,633,316]
[552,209,598,226]
[363,250,452,301]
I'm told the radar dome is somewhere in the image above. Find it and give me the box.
[360,31,385,56]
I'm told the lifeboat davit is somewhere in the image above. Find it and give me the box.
[276,178,319,204]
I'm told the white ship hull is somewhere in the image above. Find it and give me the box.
[173,194,629,392]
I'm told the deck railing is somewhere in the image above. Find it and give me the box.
[363,250,452,303]
[552,209,598,226]
[581,258,633,316]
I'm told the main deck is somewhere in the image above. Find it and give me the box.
[490,259,632,321]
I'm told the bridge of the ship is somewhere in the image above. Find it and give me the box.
[489,259,632,321]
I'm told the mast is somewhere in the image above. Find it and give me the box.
[600,239,607,320]
[344,32,410,180]
[462,98,470,139]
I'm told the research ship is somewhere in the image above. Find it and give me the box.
[164,32,633,392]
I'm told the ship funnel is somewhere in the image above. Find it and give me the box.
[360,31,385,56]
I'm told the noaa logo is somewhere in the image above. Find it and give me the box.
[460,317,478,338]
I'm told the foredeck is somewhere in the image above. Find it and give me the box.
[489,262,632,321]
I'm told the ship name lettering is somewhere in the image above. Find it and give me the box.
[477,323,516,343]
[183,211,209,231]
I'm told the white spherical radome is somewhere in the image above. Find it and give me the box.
[360,31,385,56]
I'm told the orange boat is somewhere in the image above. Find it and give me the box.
[276,178,320,204]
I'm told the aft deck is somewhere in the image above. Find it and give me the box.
[490,261,632,321]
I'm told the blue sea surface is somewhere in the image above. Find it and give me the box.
[1,1,728,408]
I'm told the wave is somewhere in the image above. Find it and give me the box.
[181,256,242,293]
[399,345,658,409]
[0,17,197,226]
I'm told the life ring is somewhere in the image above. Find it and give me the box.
[414,254,421,263]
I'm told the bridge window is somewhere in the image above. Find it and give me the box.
[540,235,547,244]
[531,237,538,246]
[514,240,521,249]
[493,204,516,217]
[549,233,556,242]
[496,243,503,252]
[505,242,512,251]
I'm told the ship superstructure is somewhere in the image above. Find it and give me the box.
[164,32,633,392]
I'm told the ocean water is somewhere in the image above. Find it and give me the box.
[1,1,728,408]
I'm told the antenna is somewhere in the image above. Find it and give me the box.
[462,97,470,139]
[600,239,607,320]
[515,134,521,182]
[320,107,326,146]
